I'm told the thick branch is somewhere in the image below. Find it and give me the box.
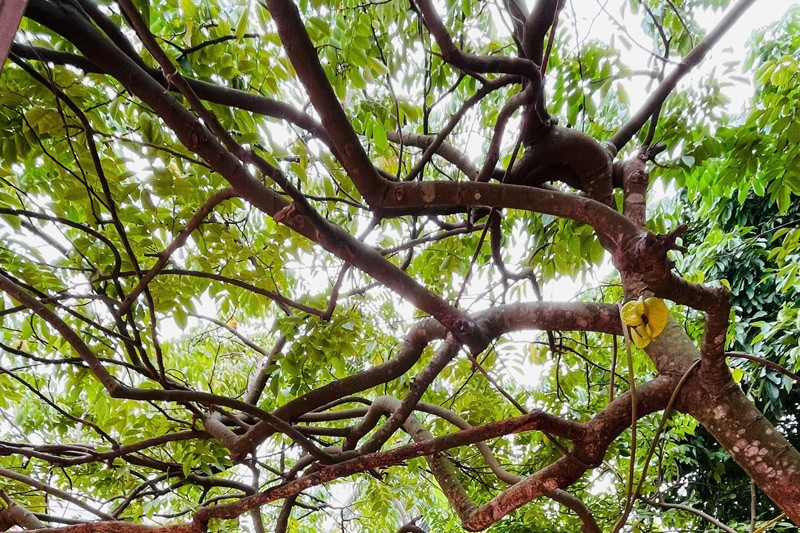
[263,0,389,203]
[0,490,45,531]
[228,318,447,458]
[521,0,561,62]
[10,42,332,147]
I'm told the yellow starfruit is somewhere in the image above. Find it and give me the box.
[620,296,669,348]
[628,324,650,348]
[620,299,645,327]
[642,297,668,338]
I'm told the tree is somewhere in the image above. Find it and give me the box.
[0,0,798,531]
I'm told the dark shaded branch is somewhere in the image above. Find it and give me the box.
[414,0,540,79]
[502,0,528,48]
[356,338,462,453]
[476,87,531,183]
[141,269,322,317]
[229,318,447,458]
[0,366,116,444]
[608,0,757,151]
[0,272,334,465]
[387,130,480,180]
[10,42,332,145]
[401,75,518,182]
[521,0,561,63]
[263,0,389,203]
[0,430,208,467]
[379,223,485,256]
[0,207,122,276]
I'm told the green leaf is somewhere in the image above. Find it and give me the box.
[235,9,249,39]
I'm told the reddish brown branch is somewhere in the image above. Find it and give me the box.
[26,0,487,351]
[228,318,447,458]
[400,75,518,182]
[476,88,531,183]
[8,43,331,146]
[387,130,481,180]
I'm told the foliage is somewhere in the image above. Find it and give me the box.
[0,0,799,532]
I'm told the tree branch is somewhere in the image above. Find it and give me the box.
[262,0,389,203]
[116,188,238,315]
[608,0,757,151]
[414,0,540,79]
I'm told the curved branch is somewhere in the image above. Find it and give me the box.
[414,0,540,79]
[727,352,800,384]
[0,273,334,465]
[521,0,562,63]
[101,269,326,317]
[10,42,332,147]
[401,75,518,182]
[354,338,462,453]
[415,402,601,532]
[476,87,531,183]
[25,0,485,351]
[508,125,614,207]
[229,318,447,458]
[0,207,123,276]
[387,130,480,180]
[641,498,738,533]
[0,467,114,520]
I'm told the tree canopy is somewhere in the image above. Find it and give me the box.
[1,0,799,531]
